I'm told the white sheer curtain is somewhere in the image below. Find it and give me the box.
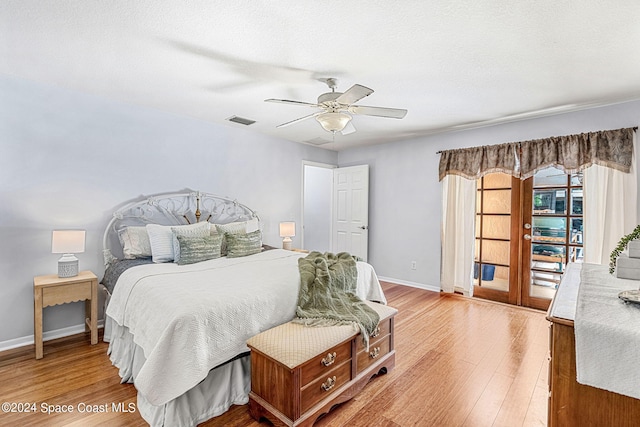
[441,174,476,296]
[583,136,637,265]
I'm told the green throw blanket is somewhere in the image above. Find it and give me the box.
[294,251,380,349]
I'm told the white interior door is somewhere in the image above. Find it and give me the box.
[332,165,369,261]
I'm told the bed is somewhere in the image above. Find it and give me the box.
[101,190,387,426]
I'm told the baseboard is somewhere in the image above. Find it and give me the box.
[378,276,440,293]
[0,320,105,353]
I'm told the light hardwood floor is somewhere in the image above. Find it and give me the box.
[0,282,549,426]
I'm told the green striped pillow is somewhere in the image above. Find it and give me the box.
[225,230,263,258]
[175,234,223,265]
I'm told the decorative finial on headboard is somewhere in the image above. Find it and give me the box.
[195,192,202,223]
[182,192,203,224]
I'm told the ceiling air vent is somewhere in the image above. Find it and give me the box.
[226,116,256,126]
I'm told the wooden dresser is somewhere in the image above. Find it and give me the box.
[547,264,640,426]
[247,302,396,427]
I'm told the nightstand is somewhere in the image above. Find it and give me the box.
[291,248,310,253]
[33,270,98,359]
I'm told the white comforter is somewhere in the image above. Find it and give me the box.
[106,249,385,406]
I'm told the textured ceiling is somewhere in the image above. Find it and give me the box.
[2,1,640,150]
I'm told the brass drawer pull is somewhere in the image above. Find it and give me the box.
[321,376,337,392]
[321,352,337,367]
[369,347,381,359]
[371,326,381,338]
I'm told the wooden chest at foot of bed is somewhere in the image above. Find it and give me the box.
[247,302,397,427]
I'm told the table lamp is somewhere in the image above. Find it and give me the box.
[279,222,295,251]
[51,230,86,278]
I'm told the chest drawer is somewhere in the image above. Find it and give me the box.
[357,334,391,374]
[356,317,392,352]
[301,339,352,386]
[300,358,352,414]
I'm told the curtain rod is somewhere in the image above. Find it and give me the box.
[435,126,638,154]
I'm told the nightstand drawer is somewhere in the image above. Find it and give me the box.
[42,282,91,307]
[300,339,352,386]
[300,358,352,414]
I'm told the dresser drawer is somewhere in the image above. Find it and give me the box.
[300,339,352,386]
[300,358,352,414]
[357,334,391,374]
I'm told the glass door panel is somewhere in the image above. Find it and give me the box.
[483,190,512,214]
[532,217,566,243]
[482,216,511,239]
[483,173,513,188]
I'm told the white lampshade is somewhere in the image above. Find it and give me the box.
[52,230,86,253]
[279,222,295,238]
[52,230,85,278]
[279,222,295,251]
[316,112,352,133]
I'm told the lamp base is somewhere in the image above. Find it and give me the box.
[282,237,292,251]
[58,254,79,278]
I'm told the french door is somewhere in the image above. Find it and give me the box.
[474,168,583,310]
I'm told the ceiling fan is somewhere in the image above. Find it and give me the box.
[265,78,408,135]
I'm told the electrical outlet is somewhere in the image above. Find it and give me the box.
[411,261,417,270]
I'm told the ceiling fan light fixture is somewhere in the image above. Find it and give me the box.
[316,112,352,133]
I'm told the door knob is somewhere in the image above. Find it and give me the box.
[524,223,532,229]
[360,225,368,230]
[524,234,532,240]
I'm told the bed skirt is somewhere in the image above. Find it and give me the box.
[105,316,251,427]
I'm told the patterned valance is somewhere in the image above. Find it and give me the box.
[438,143,519,181]
[438,127,635,181]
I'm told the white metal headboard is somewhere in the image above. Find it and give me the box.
[102,190,259,265]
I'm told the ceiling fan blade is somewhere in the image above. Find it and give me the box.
[341,121,356,135]
[265,98,320,107]
[335,84,374,105]
[276,112,321,128]
[349,105,408,119]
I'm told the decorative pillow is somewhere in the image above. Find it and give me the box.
[216,221,247,255]
[171,222,211,263]
[146,222,210,263]
[225,230,263,258]
[215,221,247,235]
[118,226,152,259]
[176,234,223,265]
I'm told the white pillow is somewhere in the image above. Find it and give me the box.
[246,217,260,233]
[118,226,152,259]
[215,218,260,234]
[172,222,211,263]
[146,222,210,263]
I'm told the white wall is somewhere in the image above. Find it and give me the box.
[338,100,640,290]
[0,75,337,346]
